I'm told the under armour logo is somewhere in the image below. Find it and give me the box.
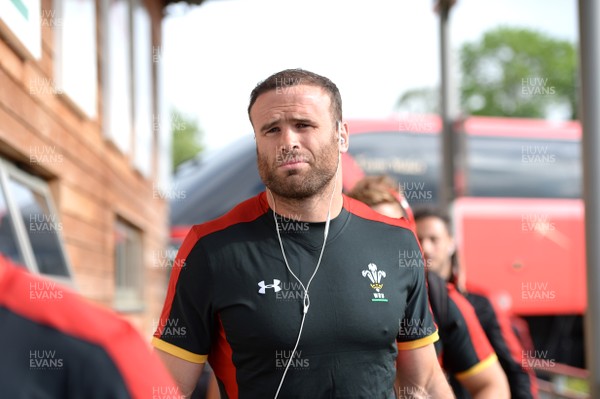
[258,279,282,294]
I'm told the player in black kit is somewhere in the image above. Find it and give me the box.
[153,69,453,399]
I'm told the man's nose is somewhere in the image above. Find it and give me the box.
[280,127,300,151]
[420,239,433,255]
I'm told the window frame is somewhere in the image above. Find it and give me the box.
[0,158,75,288]
[101,0,134,154]
[54,0,98,118]
[113,216,145,313]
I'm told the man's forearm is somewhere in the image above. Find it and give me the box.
[423,367,455,398]
[397,368,454,398]
[396,344,455,398]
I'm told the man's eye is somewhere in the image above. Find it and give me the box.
[265,127,279,135]
[297,123,309,129]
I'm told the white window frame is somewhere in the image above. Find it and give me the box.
[0,0,42,59]
[132,0,153,177]
[101,0,155,179]
[54,0,98,118]
[0,158,75,288]
[156,44,172,192]
[101,0,133,154]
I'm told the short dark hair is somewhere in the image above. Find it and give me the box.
[247,69,342,124]
[413,207,453,233]
[414,207,459,285]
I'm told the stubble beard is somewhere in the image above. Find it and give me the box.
[257,137,339,200]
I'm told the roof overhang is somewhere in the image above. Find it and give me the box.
[163,0,206,7]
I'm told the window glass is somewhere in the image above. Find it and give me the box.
[114,218,143,311]
[348,132,439,207]
[0,181,25,267]
[465,136,581,198]
[170,136,263,227]
[7,177,69,276]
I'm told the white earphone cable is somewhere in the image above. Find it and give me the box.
[271,139,341,399]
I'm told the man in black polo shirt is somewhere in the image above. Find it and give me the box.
[0,254,179,398]
[153,69,453,398]
[347,175,510,398]
[415,208,538,398]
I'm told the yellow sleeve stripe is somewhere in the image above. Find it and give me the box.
[152,337,208,364]
[397,330,439,350]
[455,354,498,380]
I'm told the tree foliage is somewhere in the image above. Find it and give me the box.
[171,110,203,170]
[395,87,439,115]
[395,27,577,120]
[460,26,577,119]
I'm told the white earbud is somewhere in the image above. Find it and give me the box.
[337,121,345,145]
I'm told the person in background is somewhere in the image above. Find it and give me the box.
[153,69,453,398]
[0,254,179,398]
[414,207,538,399]
[348,175,510,399]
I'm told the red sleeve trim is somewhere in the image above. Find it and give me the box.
[447,283,495,361]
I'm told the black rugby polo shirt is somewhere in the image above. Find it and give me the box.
[428,273,497,383]
[153,192,438,399]
[451,289,537,399]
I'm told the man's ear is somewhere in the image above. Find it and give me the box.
[447,238,456,256]
[338,121,349,153]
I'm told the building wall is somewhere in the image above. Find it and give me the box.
[0,0,170,337]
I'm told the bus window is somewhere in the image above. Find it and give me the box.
[465,136,581,198]
[346,131,439,207]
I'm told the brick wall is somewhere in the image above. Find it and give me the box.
[0,0,170,338]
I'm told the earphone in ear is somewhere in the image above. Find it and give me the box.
[336,121,345,145]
